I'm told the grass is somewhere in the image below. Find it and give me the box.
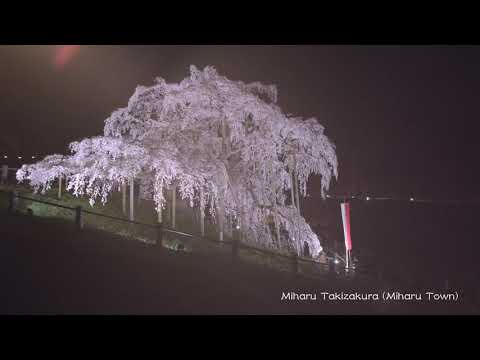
[0,182,217,251]
[1,183,479,314]
[0,182,332,279]
[2,207,476,314]
[0,182,239,256]
[0,209,392,314]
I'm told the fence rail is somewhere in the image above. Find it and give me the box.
[82,208,158,228]
[0,187,360,281]
[17,194,77,211]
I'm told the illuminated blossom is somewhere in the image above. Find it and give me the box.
[17,65,338,257]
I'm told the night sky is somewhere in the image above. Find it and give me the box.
[1,45,479,201]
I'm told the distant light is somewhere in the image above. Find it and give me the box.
[410,197,414,202]
[334,259,340,264]
[326,194,330,198]
[236,225,240,230]
[366,196,370,201]
[18,156,22,160]
[3,156,7,159]
[32,156,36,159]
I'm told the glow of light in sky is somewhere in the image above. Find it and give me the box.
[54,45,81,69]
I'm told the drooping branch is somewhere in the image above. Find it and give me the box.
[17,65,338,258]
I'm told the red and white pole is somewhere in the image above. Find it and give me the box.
[340,202,353,269]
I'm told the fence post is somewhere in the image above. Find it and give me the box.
[232,229,239,260]
[75,206,83,230]
[291,253,299,275]
[8,191,18,213]
[1,165,8,185]
[156,222,163,248]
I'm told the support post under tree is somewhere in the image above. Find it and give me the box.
[200,187,205,237]
[157,204,162,224]
[58,175,62,199]
[122,182,126,215]
[218,194,224,242]
[172,183,176,229]
[129,177,134,221]
[240,190,246,243]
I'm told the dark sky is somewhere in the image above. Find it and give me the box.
[1,45,479,200]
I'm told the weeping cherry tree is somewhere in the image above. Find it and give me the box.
[17,65,338,257]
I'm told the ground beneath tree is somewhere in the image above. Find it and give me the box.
[0,212,476,315]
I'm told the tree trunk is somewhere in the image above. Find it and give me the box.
[274,205,281,247]
[221,118,231,155]
[290,167,295,208]
[292,162,301,252]
[129,177,134,221]
[294,171,301,215]
[58,176,62,199]
[219,118,228,242]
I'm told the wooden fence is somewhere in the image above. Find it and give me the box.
[4,185,480,311]
[0,178,361,282]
